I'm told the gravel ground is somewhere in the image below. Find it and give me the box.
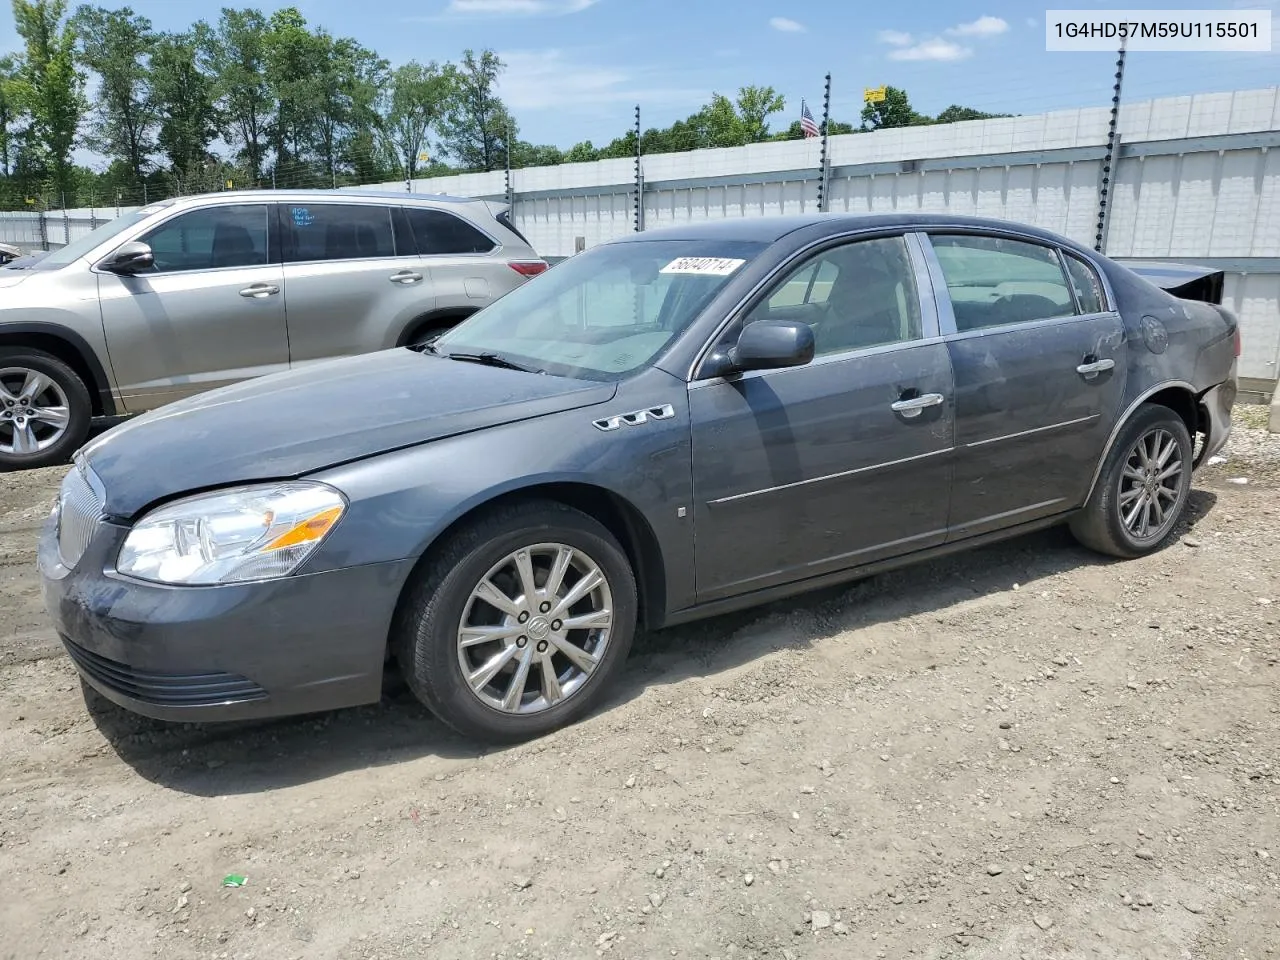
[1,408,1277,960]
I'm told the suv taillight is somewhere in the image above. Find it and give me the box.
[509,260,548,277]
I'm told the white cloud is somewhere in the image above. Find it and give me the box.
[769,17,806,33]
[442,0,596,17]
[877,29,913,46]
[496,49,707,112]
[888,38,972,62]
[946,15,1009,37]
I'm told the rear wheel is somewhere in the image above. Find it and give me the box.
[1069,404,1193,558]
[394,500,637,742]
[0,348,92,471]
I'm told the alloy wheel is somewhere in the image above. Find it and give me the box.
[456,542,614,715]
[1117,426,1185,542]
[0,366,71,457]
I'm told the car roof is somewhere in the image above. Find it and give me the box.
[607,212,1087,250]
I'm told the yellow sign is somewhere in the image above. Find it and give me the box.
[864,85,887,103]
[226,179,234,189]
[417,151,430,163]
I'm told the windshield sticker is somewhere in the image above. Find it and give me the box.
[660,257,746,276]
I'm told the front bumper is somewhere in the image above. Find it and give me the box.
[38,516,414,723]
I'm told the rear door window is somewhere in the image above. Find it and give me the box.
[280,204,397,263]
[929,234,1076,332]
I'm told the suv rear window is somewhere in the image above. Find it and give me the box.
[406,207,497,255]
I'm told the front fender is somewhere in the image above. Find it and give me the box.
[306,383,697,616]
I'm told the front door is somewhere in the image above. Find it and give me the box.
[924,233,1127,539]
[689,234,955,603]
[96,202,287,411]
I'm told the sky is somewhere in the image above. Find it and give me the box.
[1,0,1278,155]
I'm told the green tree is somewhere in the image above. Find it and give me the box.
[735,85,785,143]
[563,140,598,163]
[149,31,219,183]
[378,59,450,181]
[0,55,18,178]
[71,5,155,185]
[200,8,272,181]
[934,104,1011,124]
[438,49,514,172]
[774,117,855,140]
[860,85,930,130]
[10,0,85,200]
[311,37,386,186]
[511,141,562,168]
[262,7,315,180]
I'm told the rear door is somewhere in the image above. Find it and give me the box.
[689,233,955,602]
[95,202,287,411]
[922,232,1126,539]
[277,201,430,364]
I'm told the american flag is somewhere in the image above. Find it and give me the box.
[799,99,820,139]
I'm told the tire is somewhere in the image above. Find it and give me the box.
[1069,403,1194,559]
[0,347,92,471]
[393,500,637,743]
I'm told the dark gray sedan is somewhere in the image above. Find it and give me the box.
[38,214,1239,742]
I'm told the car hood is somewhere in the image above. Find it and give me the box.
[81,348,618,517]
[0,268,33,289]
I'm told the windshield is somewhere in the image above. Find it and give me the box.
[433,238,766,380]
[16,202,172,271]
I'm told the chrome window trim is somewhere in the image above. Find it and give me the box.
[687,227,938,382]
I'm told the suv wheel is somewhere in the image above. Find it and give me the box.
[393,500,637,742]
[0,347,93,470]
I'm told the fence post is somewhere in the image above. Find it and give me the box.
[1095,42,1126,253]
[817,72,832,212]
[61,191,70,246]
[633,105,643,232]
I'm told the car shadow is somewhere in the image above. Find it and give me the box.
[90,490,1217,797]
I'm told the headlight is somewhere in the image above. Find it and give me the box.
[117,482,347,585]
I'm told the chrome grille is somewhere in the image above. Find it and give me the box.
[57,465,104,568]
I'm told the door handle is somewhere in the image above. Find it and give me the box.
[1076,357,1115,379]
[890,393,945,418]
[390,271,423,284]
[239,284,279,299]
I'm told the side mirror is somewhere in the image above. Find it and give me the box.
[100,241,154,275]
[725,319,815,373]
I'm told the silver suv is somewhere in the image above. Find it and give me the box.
[0,190,546,469]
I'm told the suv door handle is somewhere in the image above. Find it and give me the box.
[239,283,279,299]
[890,393,945,418]
[390,271,423,284]
[1076,357,1115,379]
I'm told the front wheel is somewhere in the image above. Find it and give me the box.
[1069,404,1193,558]
[0,348,93,471]
[393,500,637,742]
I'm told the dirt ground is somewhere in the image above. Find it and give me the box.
[1,409,1277,960]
